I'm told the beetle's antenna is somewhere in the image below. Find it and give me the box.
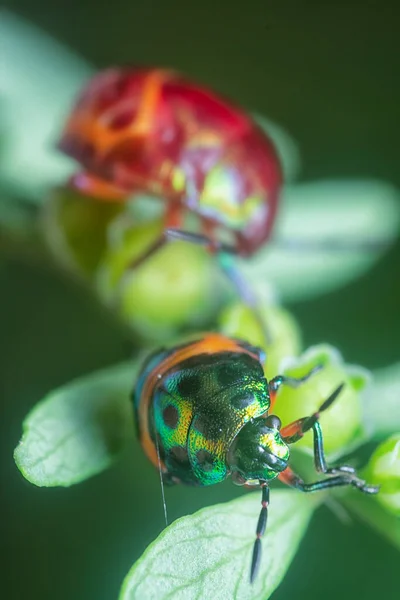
[155,430,169,527]
[250,481,269,583]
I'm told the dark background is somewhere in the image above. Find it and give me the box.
[1,1,399,598]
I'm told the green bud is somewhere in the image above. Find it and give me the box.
[272,346,369,457]
[96,216,222,341]
[42,187,121,276]
[218,302,302,380]
[363,435,400,516]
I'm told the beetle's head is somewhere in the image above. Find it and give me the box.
[228,415,289,485]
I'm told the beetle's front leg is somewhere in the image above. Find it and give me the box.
[268,364,322,410]
[278,466,366,492]
[125,205,186,271]
[280,384,379,494]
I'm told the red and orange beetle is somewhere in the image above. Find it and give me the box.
[59,67,281,256]
[58,67,282,327]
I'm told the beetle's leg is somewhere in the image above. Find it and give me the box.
[268,364,323,410]
[69,172,130,200]
[279,465,349,491]
[269,365,323,395]
[279,382,345,443]
[127,231,169,269]
[250,481,269,584]
[162,472,180,486]
[164,229,237,253]
[232,475,271,583]
[278,465,378,494]
[280,384,379,494]
[126,227,222,270]
[125,206,187,270]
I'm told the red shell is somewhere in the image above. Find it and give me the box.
[58,67,282,256]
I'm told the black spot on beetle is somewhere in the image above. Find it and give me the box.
[193,416,222,441]
[169,445,189,465]
[215,363,240,387]
[196,449,215,472]
[177,374,202,397]
[163,404,179,429]
[230,392,254,410]
[193,416,207,435]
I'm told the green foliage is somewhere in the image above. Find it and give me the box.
[14,344,400,585]
[2,11,399,312]
[218,302,302,379]
[0,10,92,201]
[14,361,135,487]
[364,362,400,439]
[119,491,316,600]
[342,491,400,550]
[38,179,400,341]
[42,187,123,276]
[34,178,400,345]
[4,13,400,600]
[15,346,398,486]
[243,179,400,302]
[13,342,373,488]
[362,434,400,515]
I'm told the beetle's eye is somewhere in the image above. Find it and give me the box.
[265,415,281,430]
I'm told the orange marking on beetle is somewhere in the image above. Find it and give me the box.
[268,389,278,412]
[277,466,295,487]
[137,334,260,469]
[133,69,169,137]
[63,69,175,161]
[280,419,304,439]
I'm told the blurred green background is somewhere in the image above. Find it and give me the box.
[1,1,399,598]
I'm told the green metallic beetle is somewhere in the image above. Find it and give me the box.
[133,333,379,582]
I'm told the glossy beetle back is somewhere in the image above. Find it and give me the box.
[133,334,271,486]
[59,67,282,255]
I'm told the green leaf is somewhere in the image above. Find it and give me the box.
[367,362,400,439]
[361,435,400,516]
[42,187,123,276]
[14,361,136,487]
[218,301,302,380]
[119,490,315,600]
[243,180,400,302]
[0,11,92,202]
[341,492,400,550]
